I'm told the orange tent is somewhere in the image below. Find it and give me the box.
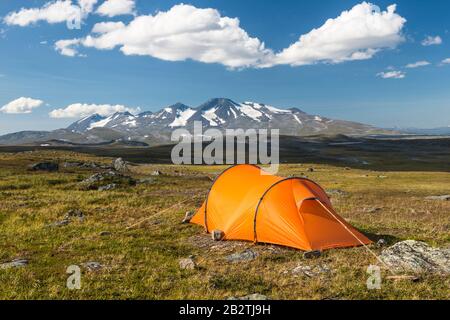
[191,164,371,251]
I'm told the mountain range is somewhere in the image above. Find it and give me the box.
[0,98,392,146]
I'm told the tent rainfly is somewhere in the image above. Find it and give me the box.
[191,164,372,251]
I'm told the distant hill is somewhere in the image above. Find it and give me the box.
[0,98,395,145]
[399,127,450,136]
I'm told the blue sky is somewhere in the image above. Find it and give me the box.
[0,0,449,135]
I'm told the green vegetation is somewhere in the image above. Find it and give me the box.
[0,151,448,299]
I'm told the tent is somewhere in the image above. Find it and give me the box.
[191,164,372,251]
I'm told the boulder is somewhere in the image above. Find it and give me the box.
[112,158,128,172]
[212,230,225,241]
[425,195,450,201]
[227,249,258,263]
[380,240,450,274]
[65,209,84,220]
[179,257,196,270]
[29,162,59,172]
[0,259,28,270]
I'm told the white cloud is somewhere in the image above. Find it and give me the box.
[75,4,272,68]
[1,97,44,114]
[269,2,406,67]
[3,0,97,27]
[377,70,405,79]
[96,0,135,17]
[442,58,450,64]
[49,103,140,118]
[421,35,442,46]
[405,60,430,68]
[55,38,83,57]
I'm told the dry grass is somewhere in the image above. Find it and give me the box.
[0,150,448,300]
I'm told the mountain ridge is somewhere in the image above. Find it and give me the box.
[0,98,394,146]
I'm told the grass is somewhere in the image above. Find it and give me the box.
[0,150,448,300]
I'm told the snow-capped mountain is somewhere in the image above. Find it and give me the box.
[68,98,379,137]
[0,98,391,146]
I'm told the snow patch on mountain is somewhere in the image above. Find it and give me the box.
[169,108,196,127]
[239,103,263,122]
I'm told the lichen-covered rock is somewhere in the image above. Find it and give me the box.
[79,171,136,190]
[179,257,196,270]
[227,249,258,263]
[0,259,28,269]
[291,264,331,278]
[380,240,450,274]
[112,158,128,172]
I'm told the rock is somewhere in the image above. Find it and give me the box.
[99,231,112,237]
[82,261,103,272]
[65,209,84,220]
[98,183,117,191]
[344,167,351,170]
[425,195,450,201]
[182,211,195,224]
[377,239,387,248]
[377,175,388,179]
[292,264,331,278]
[112,158,128,172]
[137,178,155,185]
[326,189,348,197]
[212,230,225,241]
[380,240,450,274]
[303,250,322,259]
[307,168,315,172]
[228,294,268,300]
[29,162,59,172]
[151,170,162,176]
[179,258,196,270]
[227,249,258,263]
[363,207,383,214]
[63,161,84,168]
[0,259,28,270]
[80,171,136,190]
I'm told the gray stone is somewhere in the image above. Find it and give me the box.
[29,162,59,172]
[137,178,155,185]
[377,239,387,248]
[99,231,112,237]
[98,183,117,191]
[151,170,162,176]
[380,240,450,274]
[326,189,348,197]
[227,249,258,263]
[0,259,28,270]
[303,250,321,259]
[179,258,196,270]
[113,158,128,172]
[228,294,268,300]
[49,219,71,227]
[65,209,84,220]
[292,264,331,278]
[425,195,450,201]
[212,229,225,241]
[82,261,103,271]
[182,211,195,224]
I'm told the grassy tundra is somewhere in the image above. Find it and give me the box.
[0,150,448,299]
